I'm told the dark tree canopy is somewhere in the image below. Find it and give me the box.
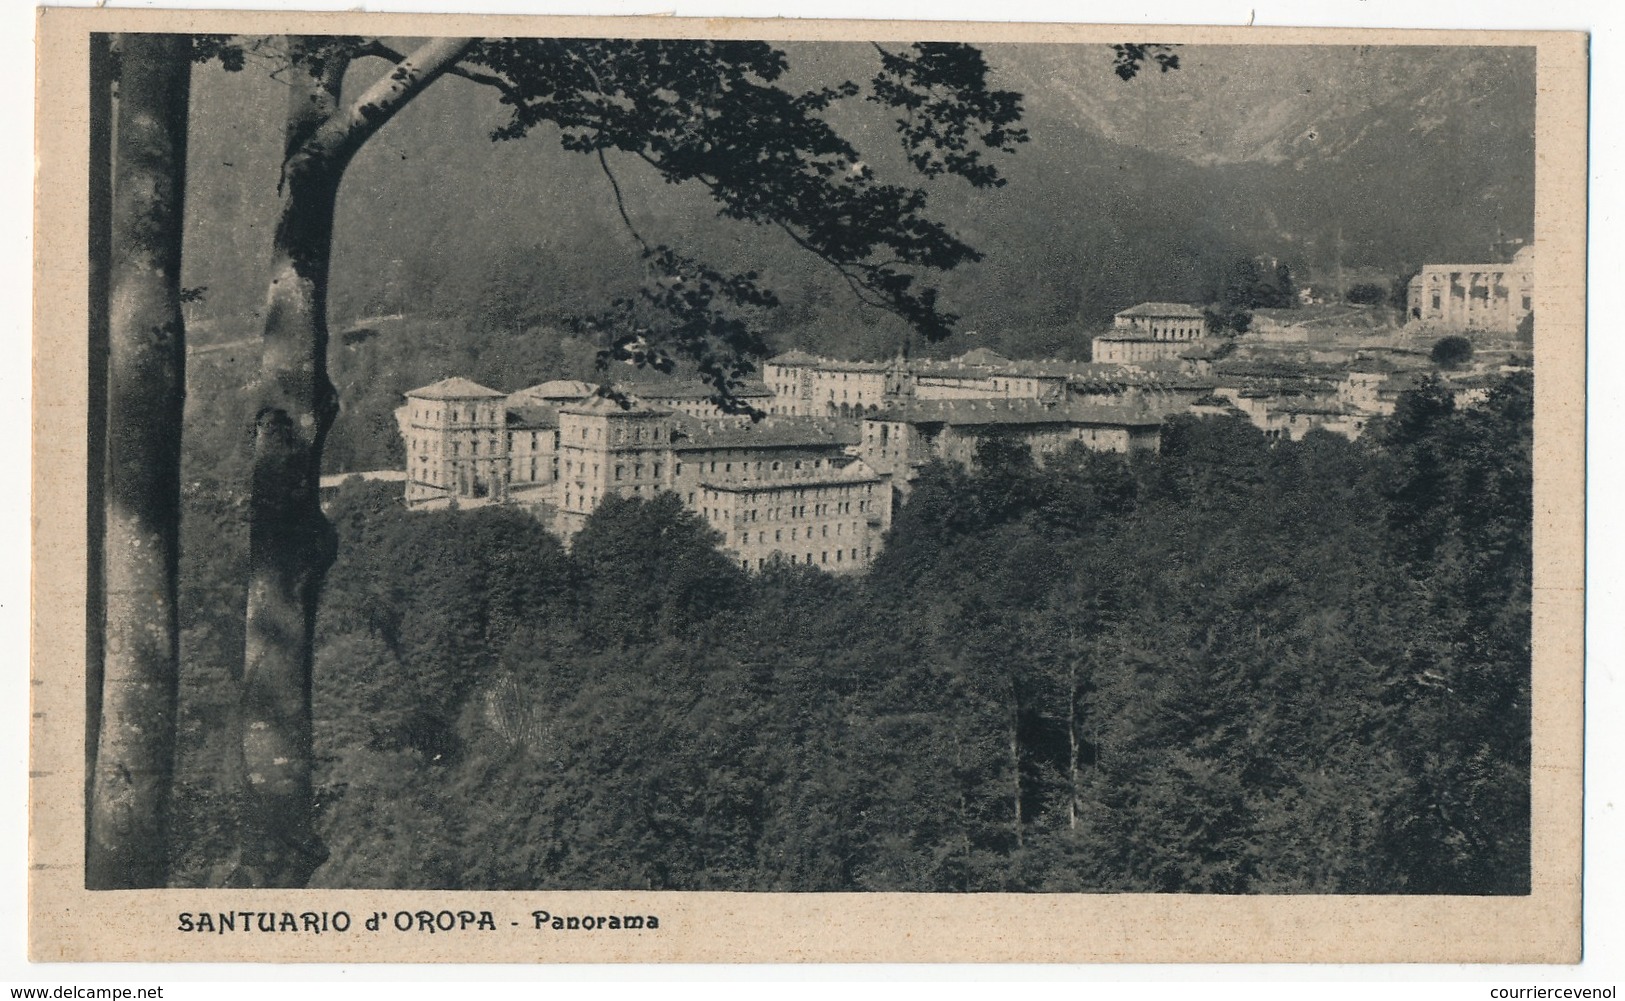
[177,374,1533,895]
[457,38,1033,402]
[157,32,1189,887]
[1346,281,1387,305]
[1203,256,1296,333]
[1431,334,1474,369]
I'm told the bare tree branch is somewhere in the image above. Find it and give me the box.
[321,37,476,161]
[595,147,651,254]
[353,38,526,103]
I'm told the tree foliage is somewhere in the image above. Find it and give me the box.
[1346,282,1387,305]
[1202,256,1296,333]
[457,38,1029,391]
[1431,334,1475,369]
[168,33,1186,885]
[172,375,1532,894]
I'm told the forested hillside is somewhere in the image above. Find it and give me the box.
[169,373,1531,893]
[178,44,1534,352]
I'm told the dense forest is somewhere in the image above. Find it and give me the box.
[168,371,1532,894]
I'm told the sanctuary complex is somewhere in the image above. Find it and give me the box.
[391,279,1530,574]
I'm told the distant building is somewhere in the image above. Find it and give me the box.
[1094,302,1211,364]
[1111,302,1208,339]
[1406,244,1534,333]
[508,379,597,407]
[505,401,561,495]
[614,378,773,419]
[1091,336,1199,365]
[761,351,895,417]
[401,377,511,506]
[861,397,1165,489]
[401,378,890,574]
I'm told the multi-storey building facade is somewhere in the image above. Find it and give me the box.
[1406,244,1535,333]
[699,462,888,573]
[1111,301,1208,339]
[505,402,561,494]
[765,348,1107,415]
[616,379,773,419]
[555,396,679,535]
[762,351,895,417]
[401,378,511,505]
[402,378,890,573]
[860,397,1165,489]
[1093,302,1212,364]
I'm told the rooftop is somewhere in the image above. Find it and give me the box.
[618,378,772,401]
[700,459,882,492]
[405,376,506,400]
[870,397,1167,429]
[953,347,1014,367]
[511,379,597,402]
[1115,302,1204,319]
[506,403,561,428]
[765,350,892,372]
[671,416,860,451]
[559,394,670,417]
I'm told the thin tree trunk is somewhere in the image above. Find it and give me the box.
[87,33,191,890]
[231,37,472,887]
[1068,654,1078,831]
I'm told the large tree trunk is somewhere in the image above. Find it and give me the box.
[230,37,472,887]
[87,34,191,890]
[229,40,347,888]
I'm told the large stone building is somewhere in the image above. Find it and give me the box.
[1111,301,1208,339]
[761,351,896,417]
[1406,244,1535,333]
[399,359,1187,570]
[765,348,1114,415]
[860,397,1166,489]
[401,377,513,505]
[401,378,890,573]
[612,378,773,419]
[1093,302,1213,364]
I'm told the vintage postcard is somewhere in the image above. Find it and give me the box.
[31,8,1587,964]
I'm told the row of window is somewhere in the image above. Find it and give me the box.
[565,421,671,445]
[409,434,502,458]
[735,521,863,544]
[612,462,663,482]
[736,547,873,572]
[509,430,562,452]
[410,405,502,424]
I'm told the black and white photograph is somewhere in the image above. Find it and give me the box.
[28,8,1588,967]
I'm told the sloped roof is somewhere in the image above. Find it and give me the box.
[671,417,859,451]
[512,379,597,401]
[954,347,1013,367]
[910,357,1090,381]
[1092,333,1193,343]
[559,394,670,417]
[1115,302,1204,319]
[765,351,891,372]
[506,403,560,428]
[700,458,882,492]
[405,376,505,400]
[618,378,772,401]
[869,397,1167,429]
